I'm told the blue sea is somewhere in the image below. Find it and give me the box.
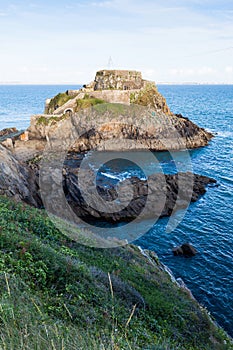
[0,84,232,336]
[0,85,81,130]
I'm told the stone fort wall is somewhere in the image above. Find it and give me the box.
[83,70,151,91]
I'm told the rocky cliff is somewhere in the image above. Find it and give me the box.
[0,140,216,225]
[26,103,212,155]
[63,167,216,223]
[0,145,40,206]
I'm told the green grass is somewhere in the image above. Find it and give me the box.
[93,102,133,117]
[36,114,68,126]
[75,97,105,112]
[0,195,232,349]
[46,93,75,114]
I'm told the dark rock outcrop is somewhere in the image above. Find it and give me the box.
[0,141,216,225]
[172,243,198,257]
[0,127,18,138]
[62,167,216,223]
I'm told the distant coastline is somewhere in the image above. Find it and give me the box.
[157,82,233,85]
[0,82,82,86]
[1,81,233,86]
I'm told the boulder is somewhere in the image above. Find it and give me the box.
[2,138,14,149]
[172,243,198,257]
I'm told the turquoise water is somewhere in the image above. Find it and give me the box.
[0,84,232,335]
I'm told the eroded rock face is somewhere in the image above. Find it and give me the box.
[0,141,216,225]
[25,69,213,155]
[0,145,41,206]
[62,167,216,223]
[27,104,213,156]
[3,70,213,161]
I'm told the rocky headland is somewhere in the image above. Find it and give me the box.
[0,69,215,220]
[1,70,213,162]
[30,71,213,154]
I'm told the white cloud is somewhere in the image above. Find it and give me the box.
[142,69,157,80]
[0,1,233,83]
[197,66,216,75]
[19,66,30,73]
[225,66,233,73]
[91,1,115,8]
[170,68,195,76]
[169,66,216,79]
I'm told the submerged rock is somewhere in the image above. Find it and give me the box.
[172,243,198,257]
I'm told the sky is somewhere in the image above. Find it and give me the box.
[0,0,233,84]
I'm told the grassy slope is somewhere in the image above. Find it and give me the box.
[47,93,74,114]
[0,195,231,350]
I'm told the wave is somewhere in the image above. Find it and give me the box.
[219,176,233,185]
[100,172,120,180]
[217,131,233,138]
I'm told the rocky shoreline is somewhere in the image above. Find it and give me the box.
[0,142,217,225]
[63,166,217,223]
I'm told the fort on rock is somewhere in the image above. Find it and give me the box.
[44,69,172,116]
[1,69,213,161]
[84,70,150,91]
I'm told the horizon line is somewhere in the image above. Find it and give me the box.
[0,81,233,86]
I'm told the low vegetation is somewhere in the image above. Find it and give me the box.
[0,195,231,349]
[130,84,171,115]
[36,114,68,126]
[93,102,131,116]
[46,92,76,114]
[75,95,105,112]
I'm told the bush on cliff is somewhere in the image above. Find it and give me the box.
[130,83,172,115]
[0,195,231,350]
[47,92,75,114]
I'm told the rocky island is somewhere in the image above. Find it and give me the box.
[1,70,213,162]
